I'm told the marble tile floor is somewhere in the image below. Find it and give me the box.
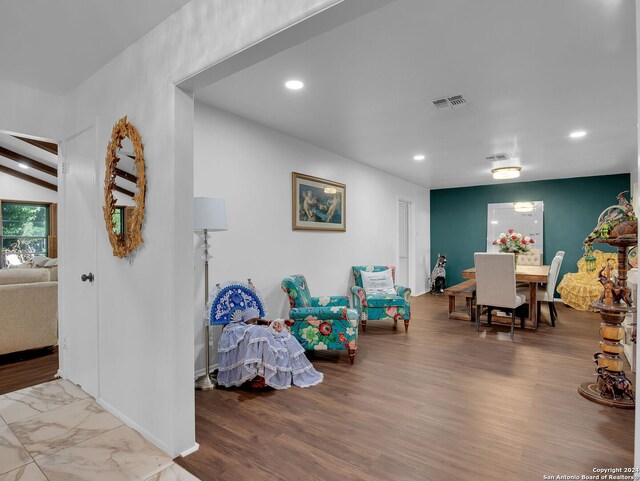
[0,380,199,481]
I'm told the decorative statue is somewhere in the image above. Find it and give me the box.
[595,367,635,402]
[430,254,447,294]
[209,280,323,389]
[618,190,635,217]
[578,191,637,409]
[583,191,637,271]
[596,260,633,308]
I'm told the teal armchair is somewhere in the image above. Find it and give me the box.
[281,275,359,364]
[351,265,411,332]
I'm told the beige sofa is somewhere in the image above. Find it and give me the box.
[0,268,57,355]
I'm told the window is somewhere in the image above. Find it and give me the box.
[112,207,125,237]
[1,202,50,268]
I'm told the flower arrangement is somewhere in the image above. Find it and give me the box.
[493,229,534,254]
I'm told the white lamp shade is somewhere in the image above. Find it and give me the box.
[194,197,228,232]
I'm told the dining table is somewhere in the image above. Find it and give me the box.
[461,264,551,329]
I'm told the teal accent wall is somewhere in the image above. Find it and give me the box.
[430,174,631,289]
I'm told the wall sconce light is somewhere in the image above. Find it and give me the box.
[513,202,534,213]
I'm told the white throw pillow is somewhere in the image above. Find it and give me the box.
[31,256,50,267]
[366,287,397,295]
[44,258,58,267]
[361,269,396,295]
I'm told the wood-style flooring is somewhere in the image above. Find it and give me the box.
[0,347,58,395]
[177,295,635,481]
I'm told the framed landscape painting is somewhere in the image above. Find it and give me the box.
[292,172,346,231]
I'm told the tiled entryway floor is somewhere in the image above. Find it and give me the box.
[0,379,199,481]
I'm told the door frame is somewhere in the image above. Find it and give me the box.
[397,198,414,292]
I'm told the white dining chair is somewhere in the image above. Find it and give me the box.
[474,253,526,339]
[517,254,563,326]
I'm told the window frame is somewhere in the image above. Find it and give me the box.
[0,199,53,268]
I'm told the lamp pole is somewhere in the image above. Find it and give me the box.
[195,228,215,391]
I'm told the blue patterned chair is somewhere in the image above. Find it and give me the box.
[281,275,359,364]
[351,265,411,332]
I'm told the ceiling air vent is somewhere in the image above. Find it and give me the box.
[486,153,510,161]
[432,98,449,110]
[432,94,468,111]
[448,95,466,108]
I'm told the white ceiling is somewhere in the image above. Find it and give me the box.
[0,133,140,196]
[0,133,57,187]
[196,0,637,189]
[0,0,192,95]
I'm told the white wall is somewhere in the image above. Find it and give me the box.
[58,0,341,458]
[0,79,63,141]
[0,174,57,203]
[193,103,430,372]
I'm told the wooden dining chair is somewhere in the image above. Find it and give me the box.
[474,253,526,339]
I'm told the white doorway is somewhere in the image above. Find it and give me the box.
[59,125,99,398]
[398,200,411,288]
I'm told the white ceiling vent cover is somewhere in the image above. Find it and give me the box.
[432,94,468,111]
[486,153,510,161]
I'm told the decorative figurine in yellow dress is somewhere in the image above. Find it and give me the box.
[557,250,618,311]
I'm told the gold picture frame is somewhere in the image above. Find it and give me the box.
[292,172,346,231]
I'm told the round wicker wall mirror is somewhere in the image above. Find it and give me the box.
[103,116,146,258]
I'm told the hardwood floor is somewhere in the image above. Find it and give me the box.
[177,295,635,481]
[0,347,58,395]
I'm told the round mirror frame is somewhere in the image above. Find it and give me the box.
[103,116,146,258]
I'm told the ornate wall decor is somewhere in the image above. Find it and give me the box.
[103,116,146,258]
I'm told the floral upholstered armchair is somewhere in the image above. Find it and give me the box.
[351,266,411,332]
[281,275,359,364]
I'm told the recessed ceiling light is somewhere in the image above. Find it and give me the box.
[285,80,304,90]
[18,163,29,170]
[491,166,522,180]
[413,154,425,161]
[569,130,587,139]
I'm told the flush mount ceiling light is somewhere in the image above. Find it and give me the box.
[18,163,29,170]
[284,80,304,90]
[413,154,426,161]
[491,166,522,180]
[513,202,534,213]
[569,130,587,139]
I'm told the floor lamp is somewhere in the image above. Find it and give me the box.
[194,197,228,391]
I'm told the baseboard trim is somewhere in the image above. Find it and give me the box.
[179,443,200,458]
[194,363,219,379]
[412,290,428,297]
[97,398,172,456]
